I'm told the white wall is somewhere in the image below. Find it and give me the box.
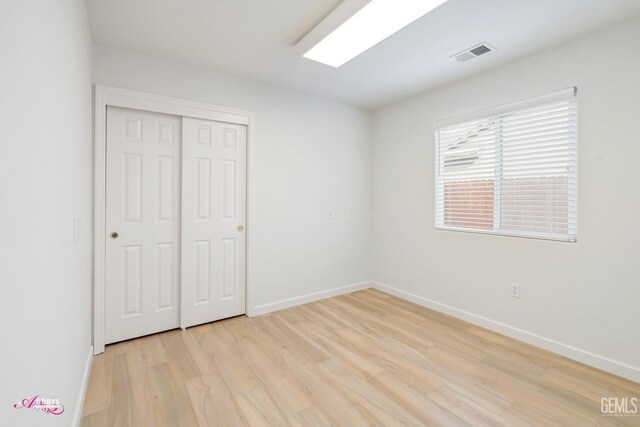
[0,1,93,426]
[372,18,640,381]
[93,45,372,312]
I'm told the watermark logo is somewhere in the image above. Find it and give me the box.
[13,395,65,416]
[601,397,638,417]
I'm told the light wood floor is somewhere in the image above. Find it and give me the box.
[82,289,640,426]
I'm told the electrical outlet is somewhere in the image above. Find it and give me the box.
[328,209,335,220]
[510,282,521,298]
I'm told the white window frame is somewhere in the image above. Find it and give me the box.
[434,88,578,242]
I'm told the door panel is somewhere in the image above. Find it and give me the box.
[105,107,181,344]
[181,117,247,328]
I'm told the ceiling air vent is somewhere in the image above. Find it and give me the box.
[452,43,494,62]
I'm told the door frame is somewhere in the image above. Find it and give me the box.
[93,84,256,354]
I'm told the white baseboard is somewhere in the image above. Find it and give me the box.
[248,279,639,383]
[73,345,93,427]
[250,281,372,316]
[372,281,640,384]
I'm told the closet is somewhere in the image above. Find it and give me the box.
[104,106,246,344]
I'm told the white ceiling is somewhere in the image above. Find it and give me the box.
[86,0,640,109]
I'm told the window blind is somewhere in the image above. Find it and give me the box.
[435,88,577,242]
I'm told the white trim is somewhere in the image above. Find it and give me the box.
[94,86,106,354]
[434,226,577,243]
[250,281,373,316]
[435,87,577,127]
[73,345,93,427]
[372,282,640,383]
[245,113,257,318]
[93,84,255,354]
[249,280,640,382]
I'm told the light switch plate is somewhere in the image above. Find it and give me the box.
[74,217,81,242]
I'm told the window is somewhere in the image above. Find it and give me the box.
[435,88,577,242]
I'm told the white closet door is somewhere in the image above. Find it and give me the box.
[105,107,181,344]
[181,117,247,328]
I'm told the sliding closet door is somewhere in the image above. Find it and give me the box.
[105,107,181,344]
[181,117,247,328]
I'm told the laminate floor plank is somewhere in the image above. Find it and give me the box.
[82,289,640,426]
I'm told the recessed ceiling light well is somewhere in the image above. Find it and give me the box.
[296,0,449,68]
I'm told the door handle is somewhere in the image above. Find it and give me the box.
[111,232,119,239]
[237,225,244,232]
